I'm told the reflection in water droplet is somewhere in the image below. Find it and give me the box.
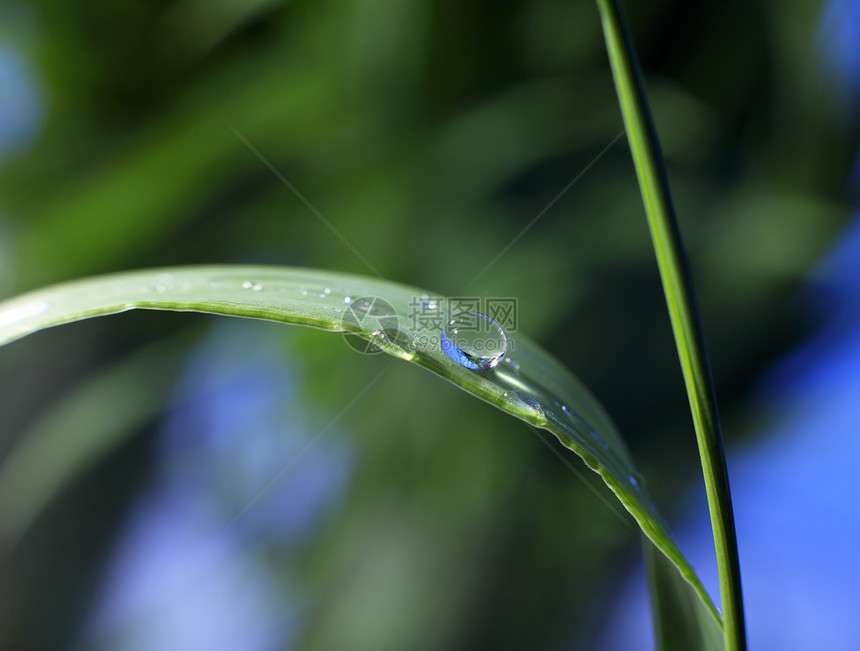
[441,312,506,371]
[344,296,352,304]
[242,281,262,292]
[628,474,639,489]
[324,288,331,295]
[561,404,571,416]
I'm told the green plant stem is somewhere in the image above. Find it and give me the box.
[593,1,746,650]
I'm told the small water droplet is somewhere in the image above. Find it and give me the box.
[344,296,352,304]
[154,283,167,293]
[352,298,374,312]
[561,404,571,416]
[441,312,506,371]
[241,281,262,291]
[628,474,640,489]
[506,391,543,417]
[299,289,308,296]
[348,296,396,316]
[420,294,438,310]
[324,288,331,295]
[381,326,416,352]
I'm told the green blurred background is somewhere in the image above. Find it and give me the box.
[0,0,856,649]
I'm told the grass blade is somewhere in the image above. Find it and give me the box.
[0,264,719,625]
[593,1,746,648]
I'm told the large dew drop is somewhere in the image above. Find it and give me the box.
[441,312,507,371]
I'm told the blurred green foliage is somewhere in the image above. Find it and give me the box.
[0,0,856,649]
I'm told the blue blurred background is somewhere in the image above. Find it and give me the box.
[0,0,858,649]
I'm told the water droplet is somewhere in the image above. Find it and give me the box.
[441,312,506,371]
[561,404,571,417]
[420,294,438,310]
[367,328,411,355]
[506,391,543,417]
[344,296,352,304]
[154,283,167,293]
[341,297,400,356]
[351,298,373,312]
[503,357,520,371]
[628,474,640,489]
[381,326,416,352]
[299,289,308,296]
[241,281,262,291]
[347,296,396,316]
[324,288,331,295]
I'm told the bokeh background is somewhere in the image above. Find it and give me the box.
[1,0,858,649]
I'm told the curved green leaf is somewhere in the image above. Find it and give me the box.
[0,264,719,627]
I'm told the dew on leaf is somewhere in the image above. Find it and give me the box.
[241,281,262,292]
[505,391,543,417]
[441,312,506,371]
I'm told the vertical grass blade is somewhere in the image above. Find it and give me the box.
[593,1,747,649]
